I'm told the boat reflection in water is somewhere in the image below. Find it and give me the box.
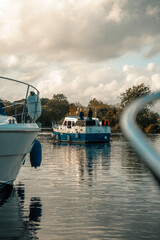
[0,184,42,239]
[54,142,111,186]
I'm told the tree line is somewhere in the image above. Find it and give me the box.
[38,83,160,133]
[1,83,160,133]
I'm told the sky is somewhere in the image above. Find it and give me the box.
[0,0,160,107]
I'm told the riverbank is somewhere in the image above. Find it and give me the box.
[40,123,160,134]
[111,123,160,134]
[41,127,52,132]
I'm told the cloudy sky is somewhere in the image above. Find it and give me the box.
[0,0,160,106]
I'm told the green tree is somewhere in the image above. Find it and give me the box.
[69,102,83,116]
[38,94,70,126]
[88,98,121,128]
[120,83,159,131]
[120,83,151,108]
[88,98,104,108]
[47,94,70,123]
[88,98,108,118]
[41,98,49,106]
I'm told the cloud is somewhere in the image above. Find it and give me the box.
[105,0,128,23]
[0,0,160,107]
[0,60,159,105]
[0,0,160,61]
[35,62,160,105]
[151,74,160,91]
[146,63,159,72]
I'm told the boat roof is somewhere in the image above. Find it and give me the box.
[64,116,99,122]
[64,116,79,122]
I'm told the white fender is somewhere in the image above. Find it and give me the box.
[27,91,41,121]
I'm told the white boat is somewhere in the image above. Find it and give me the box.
[0,76,41,189]
[52,116,111,143]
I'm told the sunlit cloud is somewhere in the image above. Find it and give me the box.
[0,0,159,106]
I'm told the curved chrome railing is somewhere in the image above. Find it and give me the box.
[0,76,40,122]
[0,76,39,95]
[120,92,160,180]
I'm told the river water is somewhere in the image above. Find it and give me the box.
[1,133,160,240]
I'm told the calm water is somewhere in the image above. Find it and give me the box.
[1,133,160,240]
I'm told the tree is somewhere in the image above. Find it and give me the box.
[120,83,151,108]
[41,98,49,106]
[88,98,108,118]
[120,83,159,131]
[47,94,70,123]
[88,98,104,108]
[38,94,70,126]
[69,102,83,116]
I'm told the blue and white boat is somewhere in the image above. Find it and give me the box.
[52,116,111,143]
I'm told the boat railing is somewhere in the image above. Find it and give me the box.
[0,76,40,123]
[120,92,160,181]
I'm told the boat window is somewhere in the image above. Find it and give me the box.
[63,121,67,126]
[76,120,86,126]
[67,121,71,128]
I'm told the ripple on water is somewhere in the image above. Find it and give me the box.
[0,134,160,239]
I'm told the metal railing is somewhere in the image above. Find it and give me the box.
[0,76,40,123]
[120,92,160,180]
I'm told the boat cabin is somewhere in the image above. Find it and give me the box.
[62,116,99,128]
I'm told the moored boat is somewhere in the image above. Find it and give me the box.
[52,115,111,143]
[0,76,41,189]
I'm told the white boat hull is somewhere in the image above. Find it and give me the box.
[0,76,42,188]
[0,123,39,186]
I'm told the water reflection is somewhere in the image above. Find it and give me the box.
[0,185,27,239]
[0,184,42,240]
[111,134,152,181]
[85,143,111,186]
[29,197,42,222]
[55,142,111,186]
[12,134,160,240]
